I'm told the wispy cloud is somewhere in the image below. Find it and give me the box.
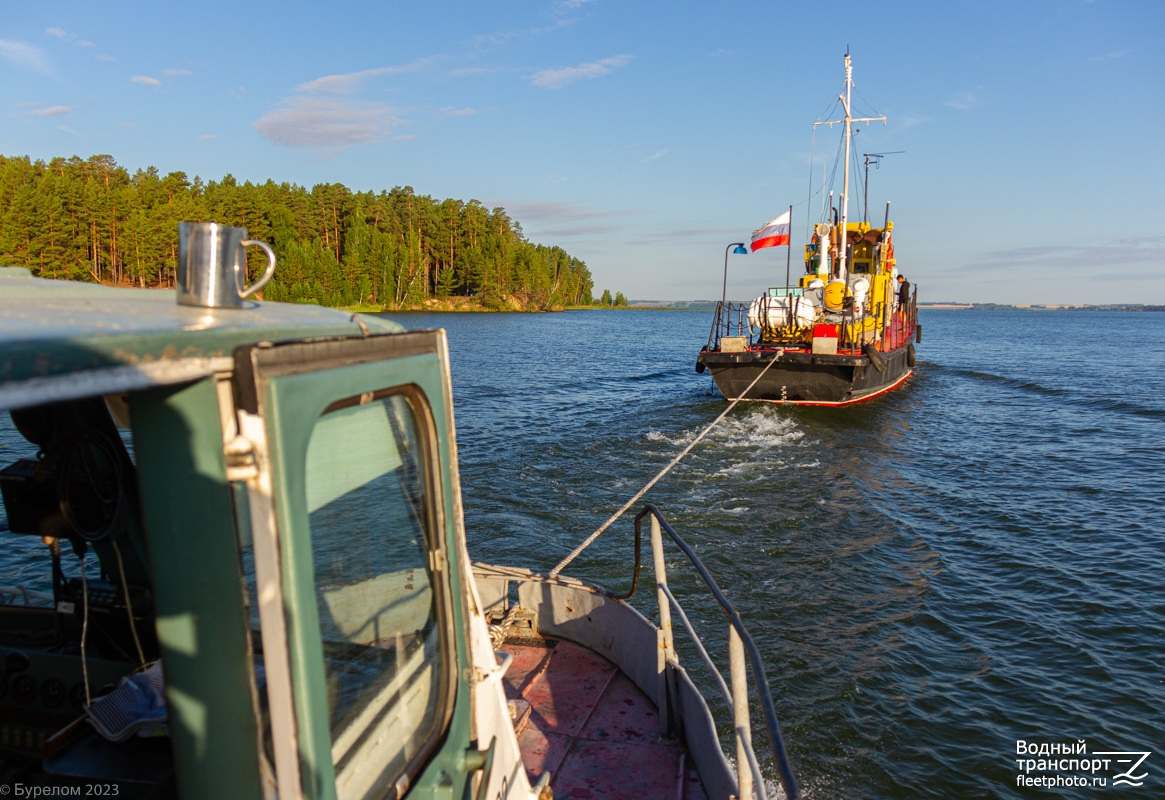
[965,237,1165,275]
[45,27,94,48]
[254,96,405,150]
[474,0,595,49]
[896,112,930,131]
[29,105,71,118]
[643,149,669,162]
[0,40,52,75]
[162,68,192,77]
[449,65,514,78]
[1089,49,1127,62]
[494,200,641,239]
[131,75,161,88]
[945,90,984,111]
[258,57,454,151]
[296,57,443,95]
[531,54,633,89]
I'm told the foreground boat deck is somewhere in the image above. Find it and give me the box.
[500,637,708,799]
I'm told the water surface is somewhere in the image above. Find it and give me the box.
[401,308,1165,799]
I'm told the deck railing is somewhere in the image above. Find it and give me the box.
[704,288,918,354]
[627,504,801,800]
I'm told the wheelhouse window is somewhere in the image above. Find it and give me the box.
[303,391,449,797]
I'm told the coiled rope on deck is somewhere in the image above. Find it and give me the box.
[549,352,783,578]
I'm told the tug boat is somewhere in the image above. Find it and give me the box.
[696,54,920,406]
[0,241,799,799]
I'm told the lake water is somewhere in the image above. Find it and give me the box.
[398,307,1165,799]
[1,307,1161,798]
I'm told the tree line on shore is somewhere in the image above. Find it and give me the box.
[0,153,623,310]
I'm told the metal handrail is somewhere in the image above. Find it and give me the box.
[629,504,801,800]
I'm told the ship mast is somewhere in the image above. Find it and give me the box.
[815,52,885,285]
[839,53,854,283]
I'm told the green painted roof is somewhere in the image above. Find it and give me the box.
[0,268,404,410]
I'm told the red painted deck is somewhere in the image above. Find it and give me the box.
[500,639,708,800]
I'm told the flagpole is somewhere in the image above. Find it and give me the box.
[784,204,793,326]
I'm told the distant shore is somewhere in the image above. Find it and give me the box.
[628,301,1165,312]
[341,296,1165,314]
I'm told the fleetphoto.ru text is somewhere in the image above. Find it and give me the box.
[1016,739,1152,790]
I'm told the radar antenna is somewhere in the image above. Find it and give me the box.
[862,151,904,223]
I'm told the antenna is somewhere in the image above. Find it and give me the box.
[862,151,905,223]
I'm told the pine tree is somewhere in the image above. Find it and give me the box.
[0,153,617,309]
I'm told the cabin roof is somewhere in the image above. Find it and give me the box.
[0,267,403,410]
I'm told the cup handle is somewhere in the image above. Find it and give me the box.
[238,239,277,299]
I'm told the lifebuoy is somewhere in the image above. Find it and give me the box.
[863,343,886,373]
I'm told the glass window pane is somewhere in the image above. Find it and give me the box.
[304,393,444,797]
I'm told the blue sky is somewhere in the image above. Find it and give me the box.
[2,0,1162,304]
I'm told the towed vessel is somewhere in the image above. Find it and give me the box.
[697,54,920,406]
[0,229,799,799]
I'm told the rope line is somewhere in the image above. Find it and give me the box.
[549,352,784,578]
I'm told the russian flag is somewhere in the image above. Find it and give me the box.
[750,211,791,251]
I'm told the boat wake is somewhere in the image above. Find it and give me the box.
[647,409,805,450]
[932,363,1165,418]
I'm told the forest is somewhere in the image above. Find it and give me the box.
[0,153,621,310]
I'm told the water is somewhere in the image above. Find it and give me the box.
[398,308,1165,799]
[2,308,1162,797]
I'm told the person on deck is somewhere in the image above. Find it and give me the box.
[897,274,910,306]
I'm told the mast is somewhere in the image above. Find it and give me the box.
[839,53,853,284]
[814,52,885,285]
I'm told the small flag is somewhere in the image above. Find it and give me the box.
[750,211,791,251]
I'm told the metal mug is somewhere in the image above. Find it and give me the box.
[177,222,276,308]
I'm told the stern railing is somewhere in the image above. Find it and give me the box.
[623,504,801,800]
[704,300,754,351]
[706,289,918,355]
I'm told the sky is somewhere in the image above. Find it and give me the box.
[2,0,1163,305]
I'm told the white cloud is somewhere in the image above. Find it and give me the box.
[45,27,94,48]
[131,75,161,88]
[531,54,632,89]
[296,57,443,95]
[163,68,192,77]
[0,40,52,75]
[254,96,405,149]
[30,105,71,118]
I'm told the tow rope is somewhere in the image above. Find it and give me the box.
[550,351,782,577]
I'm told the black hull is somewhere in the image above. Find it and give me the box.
[696,343,914,405]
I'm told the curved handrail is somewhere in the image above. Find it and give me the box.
[632,504,801,800]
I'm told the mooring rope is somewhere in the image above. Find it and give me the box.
[549,351,784,578]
